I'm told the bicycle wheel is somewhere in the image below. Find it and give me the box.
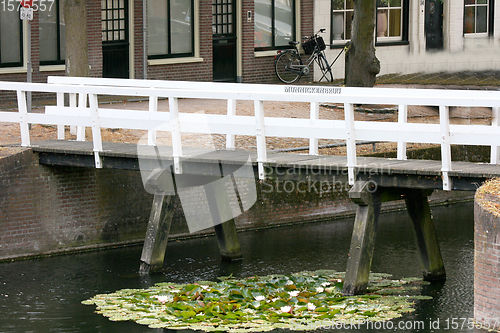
[316,53,334,82]
[275,51,302,84]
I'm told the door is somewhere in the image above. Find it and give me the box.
[212,0,237,82]
[102,0,129,78]
[425,0,443,51]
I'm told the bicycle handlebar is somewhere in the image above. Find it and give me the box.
[303,28,327,41]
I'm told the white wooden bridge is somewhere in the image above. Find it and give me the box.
[0,76,499,190]
[1,76,500,295]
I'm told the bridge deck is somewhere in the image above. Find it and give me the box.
[30,140,500,191]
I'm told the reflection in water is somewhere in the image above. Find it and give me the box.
[0,202,476,332]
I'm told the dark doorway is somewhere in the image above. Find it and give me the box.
[425,0,443,51]
[212,0,237,82]
[102,0,129,78]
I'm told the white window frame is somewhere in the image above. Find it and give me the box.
[376,0,403,43]
[464,0,490,36]
[330,0,354,45]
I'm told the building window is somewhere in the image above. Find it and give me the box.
[254,0,296,50]
[464,0,494,35]
[331,0,353,44]
[376,0,402,41]
[148,0,194,59]
[39,0,66,65]
[0,9,23,67]
[331,0,408,46]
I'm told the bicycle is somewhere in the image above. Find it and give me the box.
[274,29,340,84]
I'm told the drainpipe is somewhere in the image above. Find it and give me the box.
[143,0,148,79]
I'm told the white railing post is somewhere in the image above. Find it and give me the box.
[344,103,356,185]
[148,95,158,146]
[491,106,499,164]
[89,94,102,168]
[439,105,452,190]
[16,90,30,147]
[56,92,65,139]
[77,92,87,141]
[255,100,267,180]
[169,97,183,174]
[69,93,77,136]
[226,99,236,150]
[397,104,408,160]
[309,101,319,155]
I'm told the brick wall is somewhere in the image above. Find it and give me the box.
[0,148,474,261]
[241,0,314,84]
[0,148,354,260]
[474,181,500,331]
[133,0,145,79]
[87,0,103,77]
[0,149,154,259]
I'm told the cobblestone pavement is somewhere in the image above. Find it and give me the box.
[1,71,499,158]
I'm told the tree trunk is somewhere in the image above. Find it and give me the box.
[63,0,89,77]
[344,0,380,87]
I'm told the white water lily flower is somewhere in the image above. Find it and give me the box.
[153,295,172,303]
[337,279,342,283]
[254,295,266,301]
[325,287,335,294]
[288,291,299,297]
[280,305,292,313]
[316,287,324,293]
[286,280,294,285]
[200,285,209,290]
[271,297,279,302]
[307,303,316,311]
[321,282,331,287]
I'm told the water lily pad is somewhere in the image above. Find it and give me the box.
[82,271,432,332]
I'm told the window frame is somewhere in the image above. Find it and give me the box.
[39,0,65,66]
[0,10,23,68]
[254,0,296,52]
[463,0,495,37]
[330,0,354,47]
[147,0,195,60]
[329,0,409,49]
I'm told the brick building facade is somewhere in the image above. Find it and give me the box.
[0,0,313,87]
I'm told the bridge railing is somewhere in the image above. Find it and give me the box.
[0,77,499,190]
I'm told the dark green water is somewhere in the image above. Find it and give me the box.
[0,202,478,332]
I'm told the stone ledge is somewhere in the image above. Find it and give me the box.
[0,147,34,175]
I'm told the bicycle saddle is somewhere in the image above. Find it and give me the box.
[288,41,300,46]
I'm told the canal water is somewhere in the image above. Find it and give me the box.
[0,201,477,332]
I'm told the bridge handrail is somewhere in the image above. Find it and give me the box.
[0,78,499,190]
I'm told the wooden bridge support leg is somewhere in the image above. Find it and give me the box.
[404,189,446,281]
[205,180,243,261]
[139,193,175,275]
[214,221,242,261]
[343,181,382,296]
